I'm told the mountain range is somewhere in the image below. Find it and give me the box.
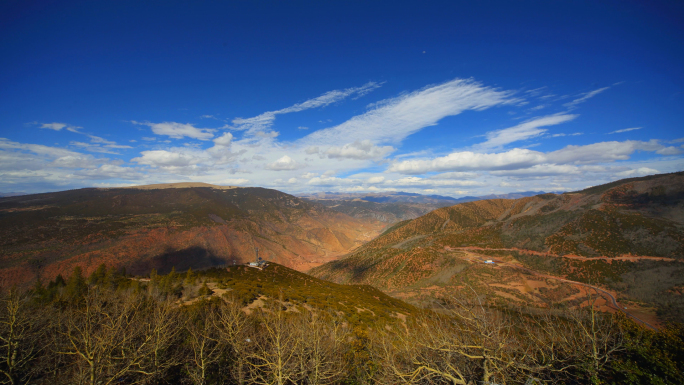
[0,183,384,286]
[298,190,548,224]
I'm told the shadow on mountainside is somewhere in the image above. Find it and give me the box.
[128,246,235,276]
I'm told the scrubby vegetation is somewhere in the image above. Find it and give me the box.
[1,266,682,384]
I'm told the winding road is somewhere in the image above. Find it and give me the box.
[447,247,658,330]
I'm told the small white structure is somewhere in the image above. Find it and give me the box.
[248,248,267,269]
[484,259,495,264]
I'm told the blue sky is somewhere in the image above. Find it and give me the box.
[1,0,683,196]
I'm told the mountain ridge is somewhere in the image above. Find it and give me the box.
[310,172,684,322]
[0,185,385,287]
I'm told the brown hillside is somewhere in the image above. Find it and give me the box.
[311,172,684,322]
[0,185,385,286]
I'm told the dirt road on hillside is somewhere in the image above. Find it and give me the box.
[447,247,658,330]
[448,246,678,263]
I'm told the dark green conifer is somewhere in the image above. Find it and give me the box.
[64,266,88,299]
[49,274,66,290]
[88,263,107,285]
[198,283,213,296]
[185,267,196,285]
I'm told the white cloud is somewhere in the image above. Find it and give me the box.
[69,135,133,154]
[367,176,385,184]
[131,121,215,140]
[656,146,682,155]
[298,126,309,130]
[525,87,547,96]
[325,140,395,160]
[0,138,86,160]
[212,132,233,147]
[563,87,610,109]
[389,148,546,174]
[72,165,143,180]
[301,78,518,147]
[221,178,249,185]
[429,171,478,179]
[390,140,678,174]
[230,82,381,134]
[547,140,666,164]
[206,132,235,163]
[475,113,578,151]
[254,130,279,138]
[39,122,81,133]
[307,175,360,186]
[305,146,320,155]
[132,150,202,167]
[615,167,659,177]
[50,154,100,168]
[0,138,135,192]
[70,141,121,154]
[386,177,485,187]
[609,127,642,134]
[266,155,305,171]
[40,123,67,131]
[490,164,586,177]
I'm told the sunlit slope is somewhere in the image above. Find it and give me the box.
[183,262,418,324]
[0,186,385,285]
[311,172,684,295]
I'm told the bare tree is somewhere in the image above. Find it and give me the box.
[213,298,250,384]
[56,289,156,385]
[247,295,301,385]
[375,291,557,385]
[295,309,349,385]
[134,295,184,383]
[0,288,46,385]
[184,303,224,385]
[564,290,623,383]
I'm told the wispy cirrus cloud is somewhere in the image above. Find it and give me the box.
[70,135,133,154]
[474,113,578,151]
[230,82,382,135]
[301,78,519,148]
[563,86,610,109]
[609,127,641,134]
